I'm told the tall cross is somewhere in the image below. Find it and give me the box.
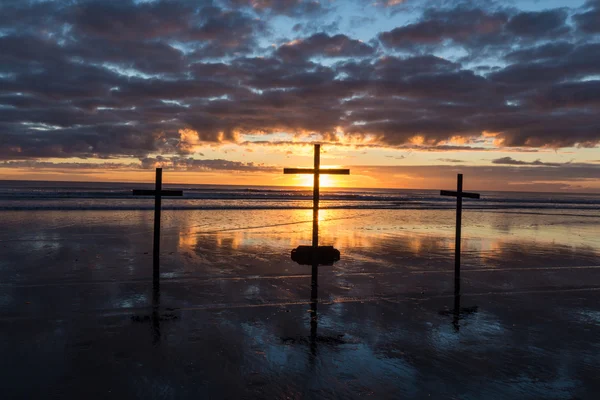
[440,174,480,295]
[133,168,183,284]
[283,144,350,248]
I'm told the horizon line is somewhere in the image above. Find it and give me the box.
[0,178,598,196]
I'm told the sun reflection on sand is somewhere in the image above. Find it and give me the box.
[160,208,600,273]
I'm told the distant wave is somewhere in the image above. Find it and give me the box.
[1,191,600,204]
[0,183,599,212]
[0,203,599,212]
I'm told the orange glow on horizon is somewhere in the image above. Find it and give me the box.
[296,174,335,188]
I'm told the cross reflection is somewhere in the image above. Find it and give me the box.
[283,145,349,359]
[440,293,478,332]
[309,265,318,359]
[131,268,178,345]
[152,278,161,345]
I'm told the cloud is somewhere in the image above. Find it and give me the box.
[527,80,600,110]
[0,157,277,173]
[505,9,570,38]
[4,159,599,192]
[292,18,341,35]
[224,0,329,17]
[574,0,600,33]
[378,6,572,54]
[0,160,139,170]
[491,157,564,167]
[0,0,599,163]
[437,158,465,163]
[353,163,600,192]
[504,41,573,63]
[490,42,600,85]
[378,6,508,50]
[140,156,277,172]
[275,33,376,61]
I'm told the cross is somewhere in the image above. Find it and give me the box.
[440,174,480,295]
[282,145,348,363]
[132,168,183,285]
[283,144,349,248]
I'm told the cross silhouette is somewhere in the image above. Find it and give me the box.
[440,174,480,295]
[284,144,349,248]
[132,168,183,284]
[283,144,349,362]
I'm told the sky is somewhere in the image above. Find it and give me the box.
[1,0,600,192]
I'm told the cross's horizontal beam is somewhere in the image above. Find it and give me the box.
[283,168,350,175]
[440,190,480,199]
[132,189,183,196]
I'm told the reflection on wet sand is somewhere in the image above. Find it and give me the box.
[152,277,161,345]
[310,270,318,360]
[169,209,600,275]
[439,293,479,332]
[1,208,600,398]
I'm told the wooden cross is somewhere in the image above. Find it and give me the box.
[284,144,349,248]
[132,168,183,284]
[440,174,480,295]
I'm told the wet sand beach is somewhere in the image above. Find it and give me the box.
[1,206,599,399]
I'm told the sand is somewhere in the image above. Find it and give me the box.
[1,208,599,398]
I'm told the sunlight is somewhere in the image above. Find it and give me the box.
[297,174,335,187]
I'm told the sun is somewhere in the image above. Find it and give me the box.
[296,174,335,187]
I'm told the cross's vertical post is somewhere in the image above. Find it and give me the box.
[132,168,183,287]
[284,144,349,284]
[440,174,480,296]
[153,168,162,284]
[283,143,350,254]
[313,144,320,249]
[454,174,463,294]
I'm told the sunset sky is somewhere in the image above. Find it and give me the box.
[1,0,600,191]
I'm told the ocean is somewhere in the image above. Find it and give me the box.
[1,179,599,212]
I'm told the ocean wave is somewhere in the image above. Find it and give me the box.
[0,203,599,212]
[1,182,599,211]
[1,191,600,205]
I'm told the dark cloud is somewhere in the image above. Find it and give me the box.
[378,5,573,55]
[505,9,570,38]
[490,42,600,86]
[472,112,600,148]
[0,122,171,160]
[0,0,599,163]
[504,41,573,63]
[574,0,600,33]
[139,156,276,172]
[275,33,376,61]
[223,0,329,17]
[0,157,276,173]
[358,163,600,192]
[527,80,600,110]
[378,6,508,50]
[438,158,465,163]
[0,160,139,170]
[67,0,198,41]
[491,157,563,167]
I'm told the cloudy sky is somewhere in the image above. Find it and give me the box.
[1,0,600,191]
